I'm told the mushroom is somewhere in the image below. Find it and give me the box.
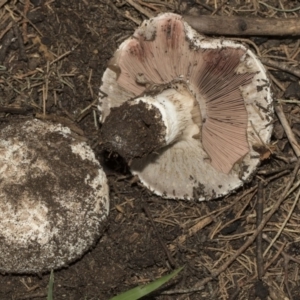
[99,13,273,200]
[0,119,109,273]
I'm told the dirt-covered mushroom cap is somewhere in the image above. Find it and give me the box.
[0,119,109,273]
[99,13,273,201]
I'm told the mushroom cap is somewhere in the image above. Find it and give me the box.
[99,13,273,200]
[0,119,109,273]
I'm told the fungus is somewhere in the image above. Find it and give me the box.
[99,13,273,200]
[0,119,109,273]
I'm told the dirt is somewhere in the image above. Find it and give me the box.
[1,0,300,300]
[101,101,166,161]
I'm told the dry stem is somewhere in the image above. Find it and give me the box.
[275,103,300,157]
[183,15,300,36]
[167,159,300,296]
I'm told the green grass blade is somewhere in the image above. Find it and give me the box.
[109,267,183,300]
[47,269,54,300]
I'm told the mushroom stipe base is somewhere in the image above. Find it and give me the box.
[101,101,166,161]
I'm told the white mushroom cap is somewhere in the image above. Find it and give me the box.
[0,119,109,273]
[99,13,273,200]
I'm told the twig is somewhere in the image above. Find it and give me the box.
[263,187,300,256]
[172,159,300,296]
[274,155,297,164]
[261,57,300,78]
[183,15,300,36]
[22,0,30,43]
[0,106,33,114]
[232,240,286,289]
[142,0,174,9]
[104,0,126,20]
[170,187,257,254]
[215,191,256,237]
[124,11,140,25]
[168,216,213,253]
[268,72,286,91]
[13,23,27,61]
[93,110,99,130]
[290,40,300,59]
[261,240,286,276]
[211,0,227,15]
[87,68,94,98]
[12,69,40,80]
[228,284,240,300]
[13,7,43,37]
[263,233,300,300]
[162,285,204,295]
[0,20,13,40]
[142,203,177,268]
[16,292,47,299]
[76,99,97,122]
[264,170,292,184]
[136,0,158,11]
[0,28,14,64]
[195,0,214,12]
[263,234,300,266]
[126,0,154,18]
[50,50,72,66]
[256,182,264,280]
[275,103,300,157]
[258,1,300,12]
[284,256,293,300]
[0,0,8,9]
[257,163,296,176]
[210,159,300,275]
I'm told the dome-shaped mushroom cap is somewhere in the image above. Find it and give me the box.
[99,13,273,200]
[0,119,109,273]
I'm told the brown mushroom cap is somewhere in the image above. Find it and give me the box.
[99,13,273,200]
[0,119,109,273]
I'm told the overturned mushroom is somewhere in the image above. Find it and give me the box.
[99,13,273,200]
[0,119,109,273]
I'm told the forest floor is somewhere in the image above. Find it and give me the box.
[1,0,300,299]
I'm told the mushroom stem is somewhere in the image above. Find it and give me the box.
[101,83,200,161]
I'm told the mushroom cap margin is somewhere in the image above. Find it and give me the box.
[0,119,109,273]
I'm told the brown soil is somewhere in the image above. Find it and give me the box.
[101,101,166,161]
[1,1,300,300]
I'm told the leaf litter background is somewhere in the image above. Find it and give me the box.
[1,0,300,299]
